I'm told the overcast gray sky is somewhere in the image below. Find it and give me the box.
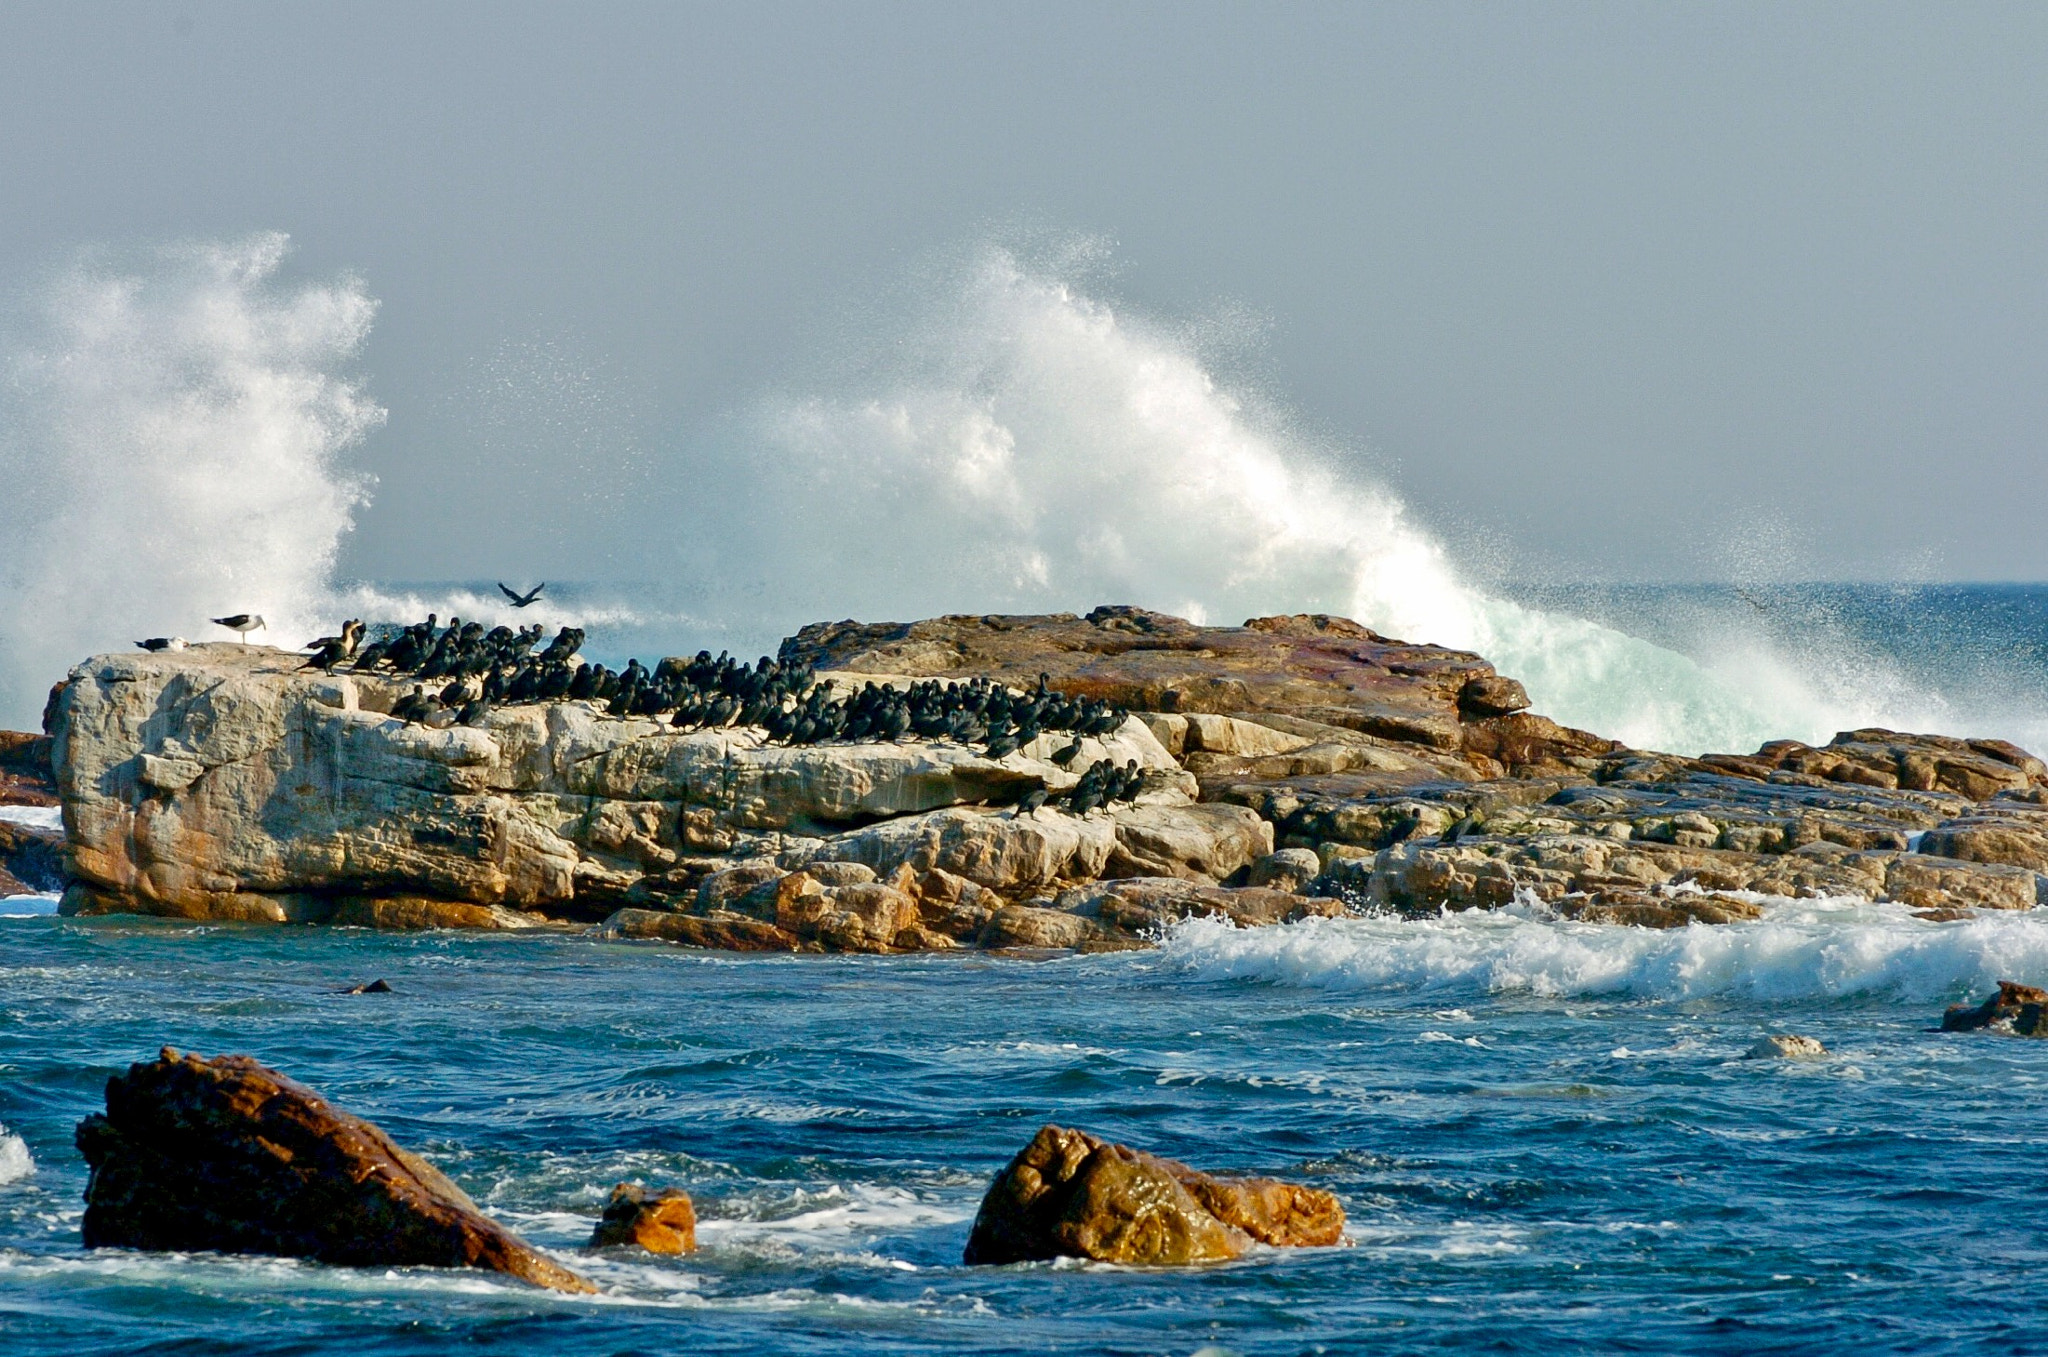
[4,1,2045,584]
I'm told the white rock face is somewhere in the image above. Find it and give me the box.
[49,646,1187,920]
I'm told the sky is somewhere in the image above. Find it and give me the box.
[2,1,2045,586]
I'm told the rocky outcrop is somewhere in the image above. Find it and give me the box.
[0,731,55,807]
[590,1183,697,1254]
[1942,981,2048,1035]
[962,1124,1345,1265]
[1744,1034,1828,1059]
[39,608,2048,940]
[74,1048,593,1292]
[46,644,1177,925]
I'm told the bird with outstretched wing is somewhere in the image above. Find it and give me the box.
[498,582,546,608]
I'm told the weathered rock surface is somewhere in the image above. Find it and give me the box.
[1942,980,2048,1035]
[74,1047,593,1292]
[0,731,56,807]
[962,1124,1345,1266]
[589,1183,697,1254]
[1744,1034,1828,1059]
[38,607,2048,941]
[46,644,1176,925]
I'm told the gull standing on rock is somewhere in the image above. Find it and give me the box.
[212,614,266,644]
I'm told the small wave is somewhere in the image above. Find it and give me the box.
[1156,901,2048,1003]
[0,1128,32,1184]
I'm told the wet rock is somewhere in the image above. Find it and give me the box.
[0,819,64,894]
[1558,891,1767,928]
[74,1048,593,1292]
[600,906,808,951]
[590,1183,696,1254]
[1054,877,1341,934]
[962,1124,1344,1266]
[977,904,1124,951]
[1942,980,2048,1035]
[339,979,393,994]
[1743,1034,1828,1059]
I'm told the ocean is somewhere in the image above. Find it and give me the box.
[6,895,2048,1355]
[8,241,2048,1354]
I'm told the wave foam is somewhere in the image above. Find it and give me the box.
[0,234,381,729]
[0,1128,33,1185]
[1157,902,2048,1003]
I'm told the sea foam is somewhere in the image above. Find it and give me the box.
[0,1129,33,1186]
[1156,900,2048,1003]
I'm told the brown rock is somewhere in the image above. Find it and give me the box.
[600,907,808,951]
[962,1124,1344,1266]
[590,1183,696,1254]
[74,1048,593,1292]
[1942,980,2048,1034]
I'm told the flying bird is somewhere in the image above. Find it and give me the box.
[498,582,546,608]
[211,614,265,643]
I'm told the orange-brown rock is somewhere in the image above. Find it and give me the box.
[1942,980,2048,1035]
[780,607,1606,779]
[0,731,55,807]
[74,1048,594,1292]
[589,1183,697,1254]
[962,1124,1344,1266]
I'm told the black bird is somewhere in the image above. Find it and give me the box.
[1014,787,1050,817]
[135,637,187,652]
[1050,737,1084,767]
[498,582,546,608]
[212,614,266,643]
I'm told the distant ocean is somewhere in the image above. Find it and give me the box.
[6,584,2048,1354]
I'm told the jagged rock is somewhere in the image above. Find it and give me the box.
[74,1048,593,1292]
[1942,980,2048,1034]
[44,646,1174,923]
[821,805,1120,894]
[1103,803,1273,881]
[962,1124,1344,1266]
[1246,847,1322,893]
[590,1183,696,1254]
[600,907,809,951]
[0,820,64,894]
[977,904,1126,951]
[1054,877,1342,934]
[1744,1034,1828,1059]
[0,731,55,807]
[1557,891,1766,928]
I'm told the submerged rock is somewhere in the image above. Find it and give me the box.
[590,1183,697,1254]
[1941,980,2048,1035]
[1743,1034,1828,1059]
[962,1124,1344,1266]
[74,1047,593,1292]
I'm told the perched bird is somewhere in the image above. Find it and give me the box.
[135,637,187,652]
[1014,787,1050,817]
[1050,737,1084,767]
[498,582,546,608]
[302,638,349,672]
[212,614,266,643]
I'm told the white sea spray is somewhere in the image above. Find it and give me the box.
[1156,900,2048,1003]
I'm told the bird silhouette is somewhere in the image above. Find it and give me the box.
[498,582,546,608]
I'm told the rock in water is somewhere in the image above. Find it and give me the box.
[962,1124,1344,1266]
[589,1183,697,1254]
[1941,980,2048,1035]
[73,1048,594,1293]
[1743,1034,1828,1059]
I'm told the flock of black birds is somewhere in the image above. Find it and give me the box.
[267,614,1140,792]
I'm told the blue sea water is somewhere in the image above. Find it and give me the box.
[6,903,2048,1356]
[7,583,2048,1355]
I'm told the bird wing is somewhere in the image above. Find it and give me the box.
[497,583,520,603]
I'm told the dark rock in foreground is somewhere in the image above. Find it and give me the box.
[590,1182,697,1254]
[1942,980,2048,1035]
[963,1124,1344,1266]
[75,1047,594,1292]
